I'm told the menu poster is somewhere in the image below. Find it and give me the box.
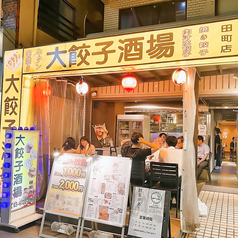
[83,156,132,227]
[128,187,165,238]
[11,131,39,211]
[44,154,89,218]
[198,125,206,136]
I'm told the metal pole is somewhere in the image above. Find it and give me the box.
[83,95,86,136]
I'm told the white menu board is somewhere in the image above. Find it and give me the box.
[83,156,132,227]
[44,153,90,218]
[128,187,165,238]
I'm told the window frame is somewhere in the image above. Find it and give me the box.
[60,0,76,24]
[118,0,187,30]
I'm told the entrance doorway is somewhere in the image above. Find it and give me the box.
[197,97,238,188]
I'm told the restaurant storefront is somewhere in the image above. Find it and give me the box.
[1,17,238,233]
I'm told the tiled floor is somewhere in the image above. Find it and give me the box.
[187,190,238,238]
[187,160,238,238]
[196,190,238,238]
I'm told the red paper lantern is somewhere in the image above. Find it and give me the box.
[121,74,137,92]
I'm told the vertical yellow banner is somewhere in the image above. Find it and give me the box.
[0,49,23,194]
[20,76,35,128]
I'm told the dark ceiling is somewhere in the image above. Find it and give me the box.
[59,63,238,120]
[61,63,238,87]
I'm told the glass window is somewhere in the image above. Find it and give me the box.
[215,0,238,16]
[38,0,79,41]
[119,1,186,30]
[59,0,75,23]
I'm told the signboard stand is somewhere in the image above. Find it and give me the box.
[0,129,42,231]
[79,219,126,238]
[127,187,171,238]
[39,212,82,238]
[80,156,132,238]
[39,153,91,238]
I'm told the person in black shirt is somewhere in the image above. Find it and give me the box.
[214,128,222,169]
[121,132,159,160]
[121,132,159,186]
[230,137,235,161]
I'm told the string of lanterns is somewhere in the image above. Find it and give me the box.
[76,68,186,95]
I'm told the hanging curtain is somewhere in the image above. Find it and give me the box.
[33,79,51,200]
[49,78,84,152]
[33,78,83,200]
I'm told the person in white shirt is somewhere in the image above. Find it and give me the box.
[197,135,210,179]
[159,136,183,177]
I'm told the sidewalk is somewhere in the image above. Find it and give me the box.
[187,185,238,238]
[0,205,181,238]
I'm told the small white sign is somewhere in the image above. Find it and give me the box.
[198,125,206,135]
[222,132,228,139]
[128,187,165,238]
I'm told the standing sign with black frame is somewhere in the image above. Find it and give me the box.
[128,187,171,238]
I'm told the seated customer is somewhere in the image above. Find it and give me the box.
[153,136,163,149]
[159,136,183,177]
[197,135,210,179]
[121,132,159,160]
[146,136,163,162]
[158,136,183,207]
[122,132,159,186]
[77,136,95,155]
[159,133,168,148]
[61,137,77,153]
[176,136,184,149]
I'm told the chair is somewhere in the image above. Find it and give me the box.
[110,146,117,156]
[129,160,149,206]
[204,152,212,182]
[150,162,180,218]
[131,160,146,187]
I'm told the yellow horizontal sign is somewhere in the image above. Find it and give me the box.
[23,19,238,74]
